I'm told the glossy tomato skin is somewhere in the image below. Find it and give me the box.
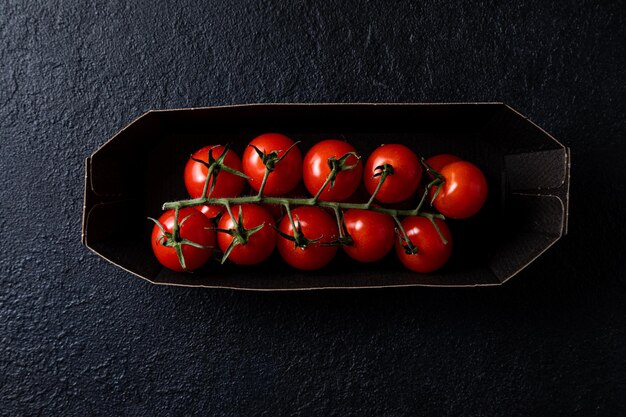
[242,133,303,196]
[217,204,277,265]
[363,144,422,203]
[432,161,488,219]
[395,216,452,273]
[425,154,462,174]
[342,209,395,262]
[151,208,216,272]
[184,145,245,199]
[277,206,338,270]
[303,139,363,201]
[198,205,224,222]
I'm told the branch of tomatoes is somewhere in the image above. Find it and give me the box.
[151,136,488,272]
[162,148,444,260]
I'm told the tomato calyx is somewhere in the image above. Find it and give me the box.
[310,151,362,202]
[190,144,250,198]
[272,207,322,249]
[390,215,419,255]
[248,141,301,196]
[248,140,301,172]
[326,152,361,189]
[212,205,266,264]
[148,209,210,271]
[395,228,418,255]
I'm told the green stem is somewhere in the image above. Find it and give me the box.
[311,170,335,203]
[256,168,271,197]
[201,163,216,198]
[413,178,442,215]
[283,202,302,244]
[366,164,393,208]
[172,207,181,241]
[222,200,235,222]
[163,195,443,220]
[393,214,417,254]
[333,206,344,238]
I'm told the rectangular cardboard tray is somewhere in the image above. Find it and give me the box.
[82,103,570,290]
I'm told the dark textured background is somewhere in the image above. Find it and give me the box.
[1,1,625,415]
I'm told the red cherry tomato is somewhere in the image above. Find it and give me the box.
[242,133,303,196]
[303,139,363,201]
[151,208,216,272]
[395,216,452,273]
[184,145,245,199]
[198,205,224,222]
[425,154,462,173]
[217,204,276,265]
[363,144,422,203]
[342,209,395,262]
[432,161,488,219]
[276,206,338,270]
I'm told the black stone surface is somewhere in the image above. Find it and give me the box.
[1,1,624,415]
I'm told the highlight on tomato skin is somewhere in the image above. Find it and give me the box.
[198,205,224,223]
[303,139,363,202]
[431,161,488,219]
[395,216,453,273]
[276,206,339,271]
[363,144,422,204]
[184,145,245,199]
[150,208,216,272]
[242,133,303,196]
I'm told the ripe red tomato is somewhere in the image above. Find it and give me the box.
[432,161,488,219]
[395,216,452,273]
[276,206,338,270]
[150,208,216,271]
[217,204,277,265]
[303,139,362,201]
[342,209,395,262]
[198,205,224,222]
[425,154,462,173]
[242,133,303,196]
[185,145,245,199]
[363,144,422,203]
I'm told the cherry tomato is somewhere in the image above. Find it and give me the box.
[303,139,363,201]
[217,204,276,265]
[198,205,224,222]
[184,145,245,199]
[363,144,422,203]
[425,154,462,173]
[151,208,216,272]
[342,209,395,262]
[276,206,338,270]
[395,216,452,273]
[432,161,488,219]
[242,133,303,196]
